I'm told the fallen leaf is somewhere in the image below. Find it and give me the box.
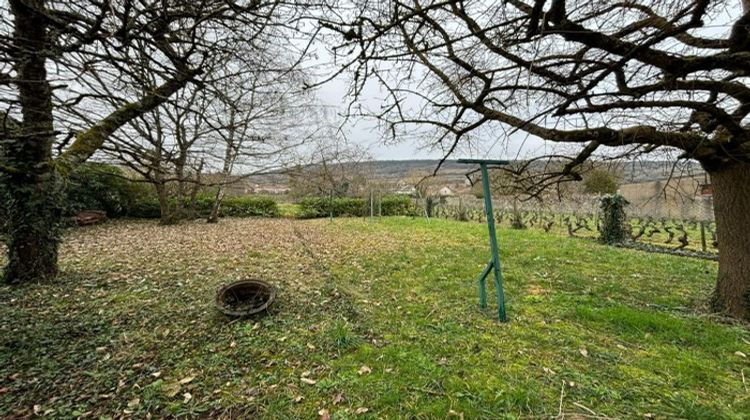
[294,396,304,403]
[179,375,195,385]
[164,383,181,398]
[542,367,556,375]
[358,365,372,375]
[735,351,747,358]
[127,398,140,409]
[579,347,589,358]
[301,377,317,385]
[318,408,330,420]
[355,407,369,414]
[332,393,344,405]
[151,371,162,378]
[182,392,192,403]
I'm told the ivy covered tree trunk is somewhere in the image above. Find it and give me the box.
[598,194,629,244]
[4,174,62,283]
[3,0,60,283]
[709,163,750,320]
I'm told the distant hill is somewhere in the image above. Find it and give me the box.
[327,159,705,184]
[238,159,705,188]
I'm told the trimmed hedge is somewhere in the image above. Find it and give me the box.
[203,196,280,218]
[299,197,366,218]
[380,195,418,216]
[299,195,417,219]
[128,195,280,219]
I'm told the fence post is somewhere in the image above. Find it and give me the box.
[700,221,707,252]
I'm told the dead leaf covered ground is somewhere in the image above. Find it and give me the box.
[1,217,748,418]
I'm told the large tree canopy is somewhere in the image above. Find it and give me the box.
[322,0,750,319]
[325,0,748,168]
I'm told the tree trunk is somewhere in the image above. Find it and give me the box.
[709,163,750,320]
[155,182,176,225]
[3,173,62,283]
[207,187,224,224]
[3,0,60,283]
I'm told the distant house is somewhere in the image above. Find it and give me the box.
[395,185,417,196]
[437,186,455,197]
[253,184,290,195]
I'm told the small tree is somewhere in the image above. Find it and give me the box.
[584,169,619,195]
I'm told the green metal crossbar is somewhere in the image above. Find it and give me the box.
[458,159,509,322]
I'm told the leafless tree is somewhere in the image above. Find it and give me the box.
[201,62,314,223]
[322,0,750,319]
[0,0,313,282]
[288,131,373,218]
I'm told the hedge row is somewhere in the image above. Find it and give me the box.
[128,195,280,219]
[298,195,417,219]
[2,163,417,227]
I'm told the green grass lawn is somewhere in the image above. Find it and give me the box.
[1,217,748,418]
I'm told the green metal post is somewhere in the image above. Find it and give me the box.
[477,260,491,308]
[480,163,507,322]
[458,159,509,322]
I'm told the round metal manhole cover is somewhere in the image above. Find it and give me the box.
[215,279,276,317]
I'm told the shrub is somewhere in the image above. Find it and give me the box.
[218,196,280,218]
[584,168,619,195]
[298,197,367,218]
[127,194,280,219]
[380,195,418,216]
[64,163,150,217]
[299,195,418,218]
[127,197,162,219]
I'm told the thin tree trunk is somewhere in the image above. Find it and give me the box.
[709,163,750,320]
[155,182,175,225]
[207,187,224,223]
[187,159,204,219]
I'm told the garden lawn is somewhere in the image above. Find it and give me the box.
[1,217,748,419]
